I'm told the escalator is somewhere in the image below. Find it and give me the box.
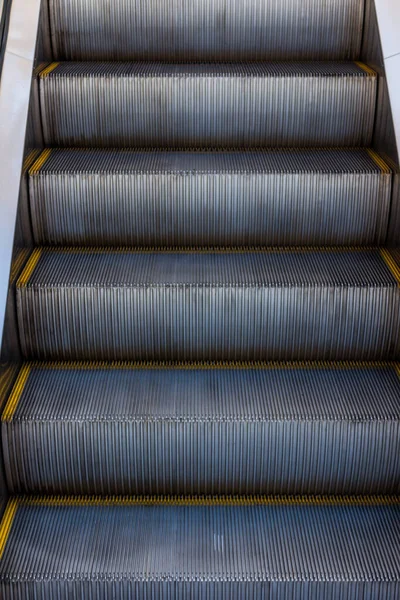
[0,0,399,596]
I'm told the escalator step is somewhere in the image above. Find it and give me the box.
[49,0,364,61]
[38,62,376,148]
[2,362,400,495]
[29,148,392,247]
[16,248,400,361]
[0,497,399,597]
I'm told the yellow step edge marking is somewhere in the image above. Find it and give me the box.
[354,62,377,77]
[16,249,42,288]
[2,365,31,422]
[22,149,41,173]
[20,495,399,508]
[39,63,60,78]
[366,149,392,175]
[25,360,396,371]
[380,249,400,286]
[0,499,18,559]
[28,149,52,175]
[9,249,30,286]
[0,366,20,410]
[396,365,400,380]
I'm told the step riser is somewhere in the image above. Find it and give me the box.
[2,581,399,598]
[30,171,391,247]
[49,0,364,61]
[40,73,376,148]
[4,420,399,495]
[17,286,400,360]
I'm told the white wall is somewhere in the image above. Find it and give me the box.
[374,0,400,151]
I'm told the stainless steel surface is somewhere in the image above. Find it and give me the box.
[39,62,377,148]
[4,363,400,495]
[16,249,400,361]
[0,499,399,597]
[29,148,391,247]
[48,0,364,61]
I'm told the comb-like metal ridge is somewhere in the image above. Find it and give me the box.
[29,148,391,246]
[49,0,365,61]
[16,249,400,360]
[2,363,400,495]
[0,500,399,598]
[39,63,376,148]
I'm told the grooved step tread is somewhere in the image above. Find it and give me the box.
[29,147,390,174]
[0,498,399,596]
[16,248,399,287]
[39,62,375,78]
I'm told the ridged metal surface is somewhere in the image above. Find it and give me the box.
[3,364,400,495]
[16,249,400,361]
[39,63,376,148]
[0,501,399,598]
[49,0,364,61]
[29,148,391,246]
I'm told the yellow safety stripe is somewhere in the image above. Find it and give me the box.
[38,63,60,78]
[354,62,377,76]
[16,248,42,288]
[2,364,31,422]
[380,249,400,286]
[28,149,52,175]
[0,499,18,559]
[9,249,31,286]
[0,365,20,408]
[366,149,392,174]
[22,149,42,173]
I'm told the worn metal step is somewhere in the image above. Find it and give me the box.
[49,0,364,61]
[2,362,400,495]
[38,62,376,148]
[0,497,399,598]
[29,148,392,247]
[16,248,400,361]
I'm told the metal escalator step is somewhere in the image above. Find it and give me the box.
[16,248,400,361]
[29,148,392,247]
[38,62,376,148]
[2,362,400,495]
[0,497,399,597]
[49,0,364,61]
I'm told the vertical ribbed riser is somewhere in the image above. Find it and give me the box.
[17,286,400,360]
[40,71,376,147]
[4,420,400,495]
[49,0,365,61]
[1,581,399,599]
[29,171,391,247]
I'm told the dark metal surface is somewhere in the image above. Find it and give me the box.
[39,62,377,148]
[0,499,399,597]
[3,363,400,495]
[48,0,365,61]
[29,148,391,246]
[16,249,400,361]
